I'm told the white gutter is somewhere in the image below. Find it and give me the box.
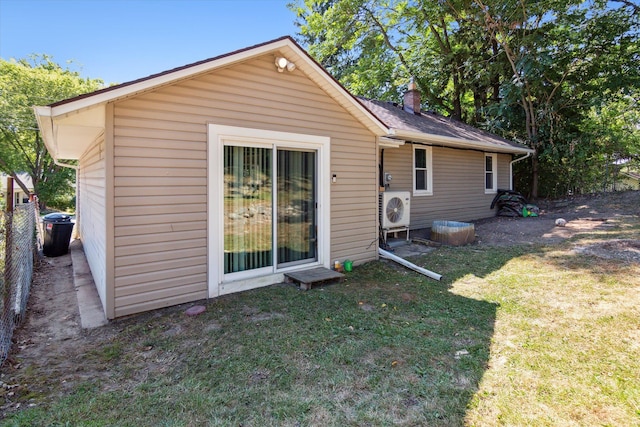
[509,152,531,190]
[388,128,534,155]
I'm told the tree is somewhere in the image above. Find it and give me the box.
[290,0,640,198]
[472,0,639,197]
[0,56,103,209]
[291,0,493,119]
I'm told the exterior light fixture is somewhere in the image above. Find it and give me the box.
[275,56,296,73]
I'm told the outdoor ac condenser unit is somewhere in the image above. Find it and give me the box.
[381,191,411,229]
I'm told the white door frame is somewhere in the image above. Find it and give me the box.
[207,124,331,298]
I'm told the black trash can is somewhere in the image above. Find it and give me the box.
[43,213,74,257]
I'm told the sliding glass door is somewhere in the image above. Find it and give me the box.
[223,145,317,276]
[277,149,316,267]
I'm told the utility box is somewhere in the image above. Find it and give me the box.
[42,213,74,257]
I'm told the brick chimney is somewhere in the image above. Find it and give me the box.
[403,79,421,114]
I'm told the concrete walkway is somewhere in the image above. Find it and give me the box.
[385,237,438,258]
[68,240,108,329]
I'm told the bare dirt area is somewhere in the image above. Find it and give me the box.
[0,254,116,415]
[0,190,638,418]
[474,190,640,261]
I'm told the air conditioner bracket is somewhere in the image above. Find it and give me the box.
[382,226,410,245]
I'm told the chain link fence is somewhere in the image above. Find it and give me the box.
[0,202,38,366]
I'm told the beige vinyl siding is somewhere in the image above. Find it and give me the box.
[383,144,512,229]
[497,153,511,190]
[330,134,377,265]
[111,54,377,317]
[78,135,108,310]
[112,112,208,317]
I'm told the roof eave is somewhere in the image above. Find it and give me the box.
[34,104,106,160]
[46,42,290,116]
[378,136,405,148]
[44,37,389,136]
[388,128,534,154]
[35,37,390,158]
[33,106,58,159]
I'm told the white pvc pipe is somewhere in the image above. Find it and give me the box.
[379,248,442,281]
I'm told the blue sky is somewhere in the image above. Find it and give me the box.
[0,0,300,85]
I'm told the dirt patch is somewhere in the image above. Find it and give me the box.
[0,191,638,417]
[0,254,120,414]
[473,190,640,248]
[574,239,640,263]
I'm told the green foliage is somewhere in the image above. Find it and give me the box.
[0,56,102,209]
[38,167,76,211]
[291,0,640,198]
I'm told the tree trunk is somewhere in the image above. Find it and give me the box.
[0,158,32,196]
[531,151,539,200]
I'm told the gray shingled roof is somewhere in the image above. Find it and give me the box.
[358,97,531,153]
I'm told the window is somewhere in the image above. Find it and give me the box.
[413,145,432,195]
[485,153,497,193]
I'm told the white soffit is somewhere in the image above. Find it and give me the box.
[54,125,104,159]
[35,104,106,159]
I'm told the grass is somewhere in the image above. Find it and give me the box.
[3,218,640,425]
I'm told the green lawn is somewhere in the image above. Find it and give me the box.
[4,216,640,426]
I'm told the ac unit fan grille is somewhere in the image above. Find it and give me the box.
[386,197,405,223]
[380,191,410,229]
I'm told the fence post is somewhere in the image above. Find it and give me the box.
[5,177,13,213]
[3,177,14,324]
[31,194,42,254]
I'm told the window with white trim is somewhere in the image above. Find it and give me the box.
[413,145,433,195]
[485,153,497,193]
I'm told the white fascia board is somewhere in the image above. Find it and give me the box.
[388,128,534,154]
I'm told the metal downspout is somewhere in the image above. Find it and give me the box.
[53,160,80,239]
[509,152,531,190]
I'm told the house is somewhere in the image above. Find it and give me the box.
[617,160,640,190]
[605,159,640,192]
[620,171,640,190]
[1,173,34,206]
[359,84,532,230]
[34,36,532,319]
